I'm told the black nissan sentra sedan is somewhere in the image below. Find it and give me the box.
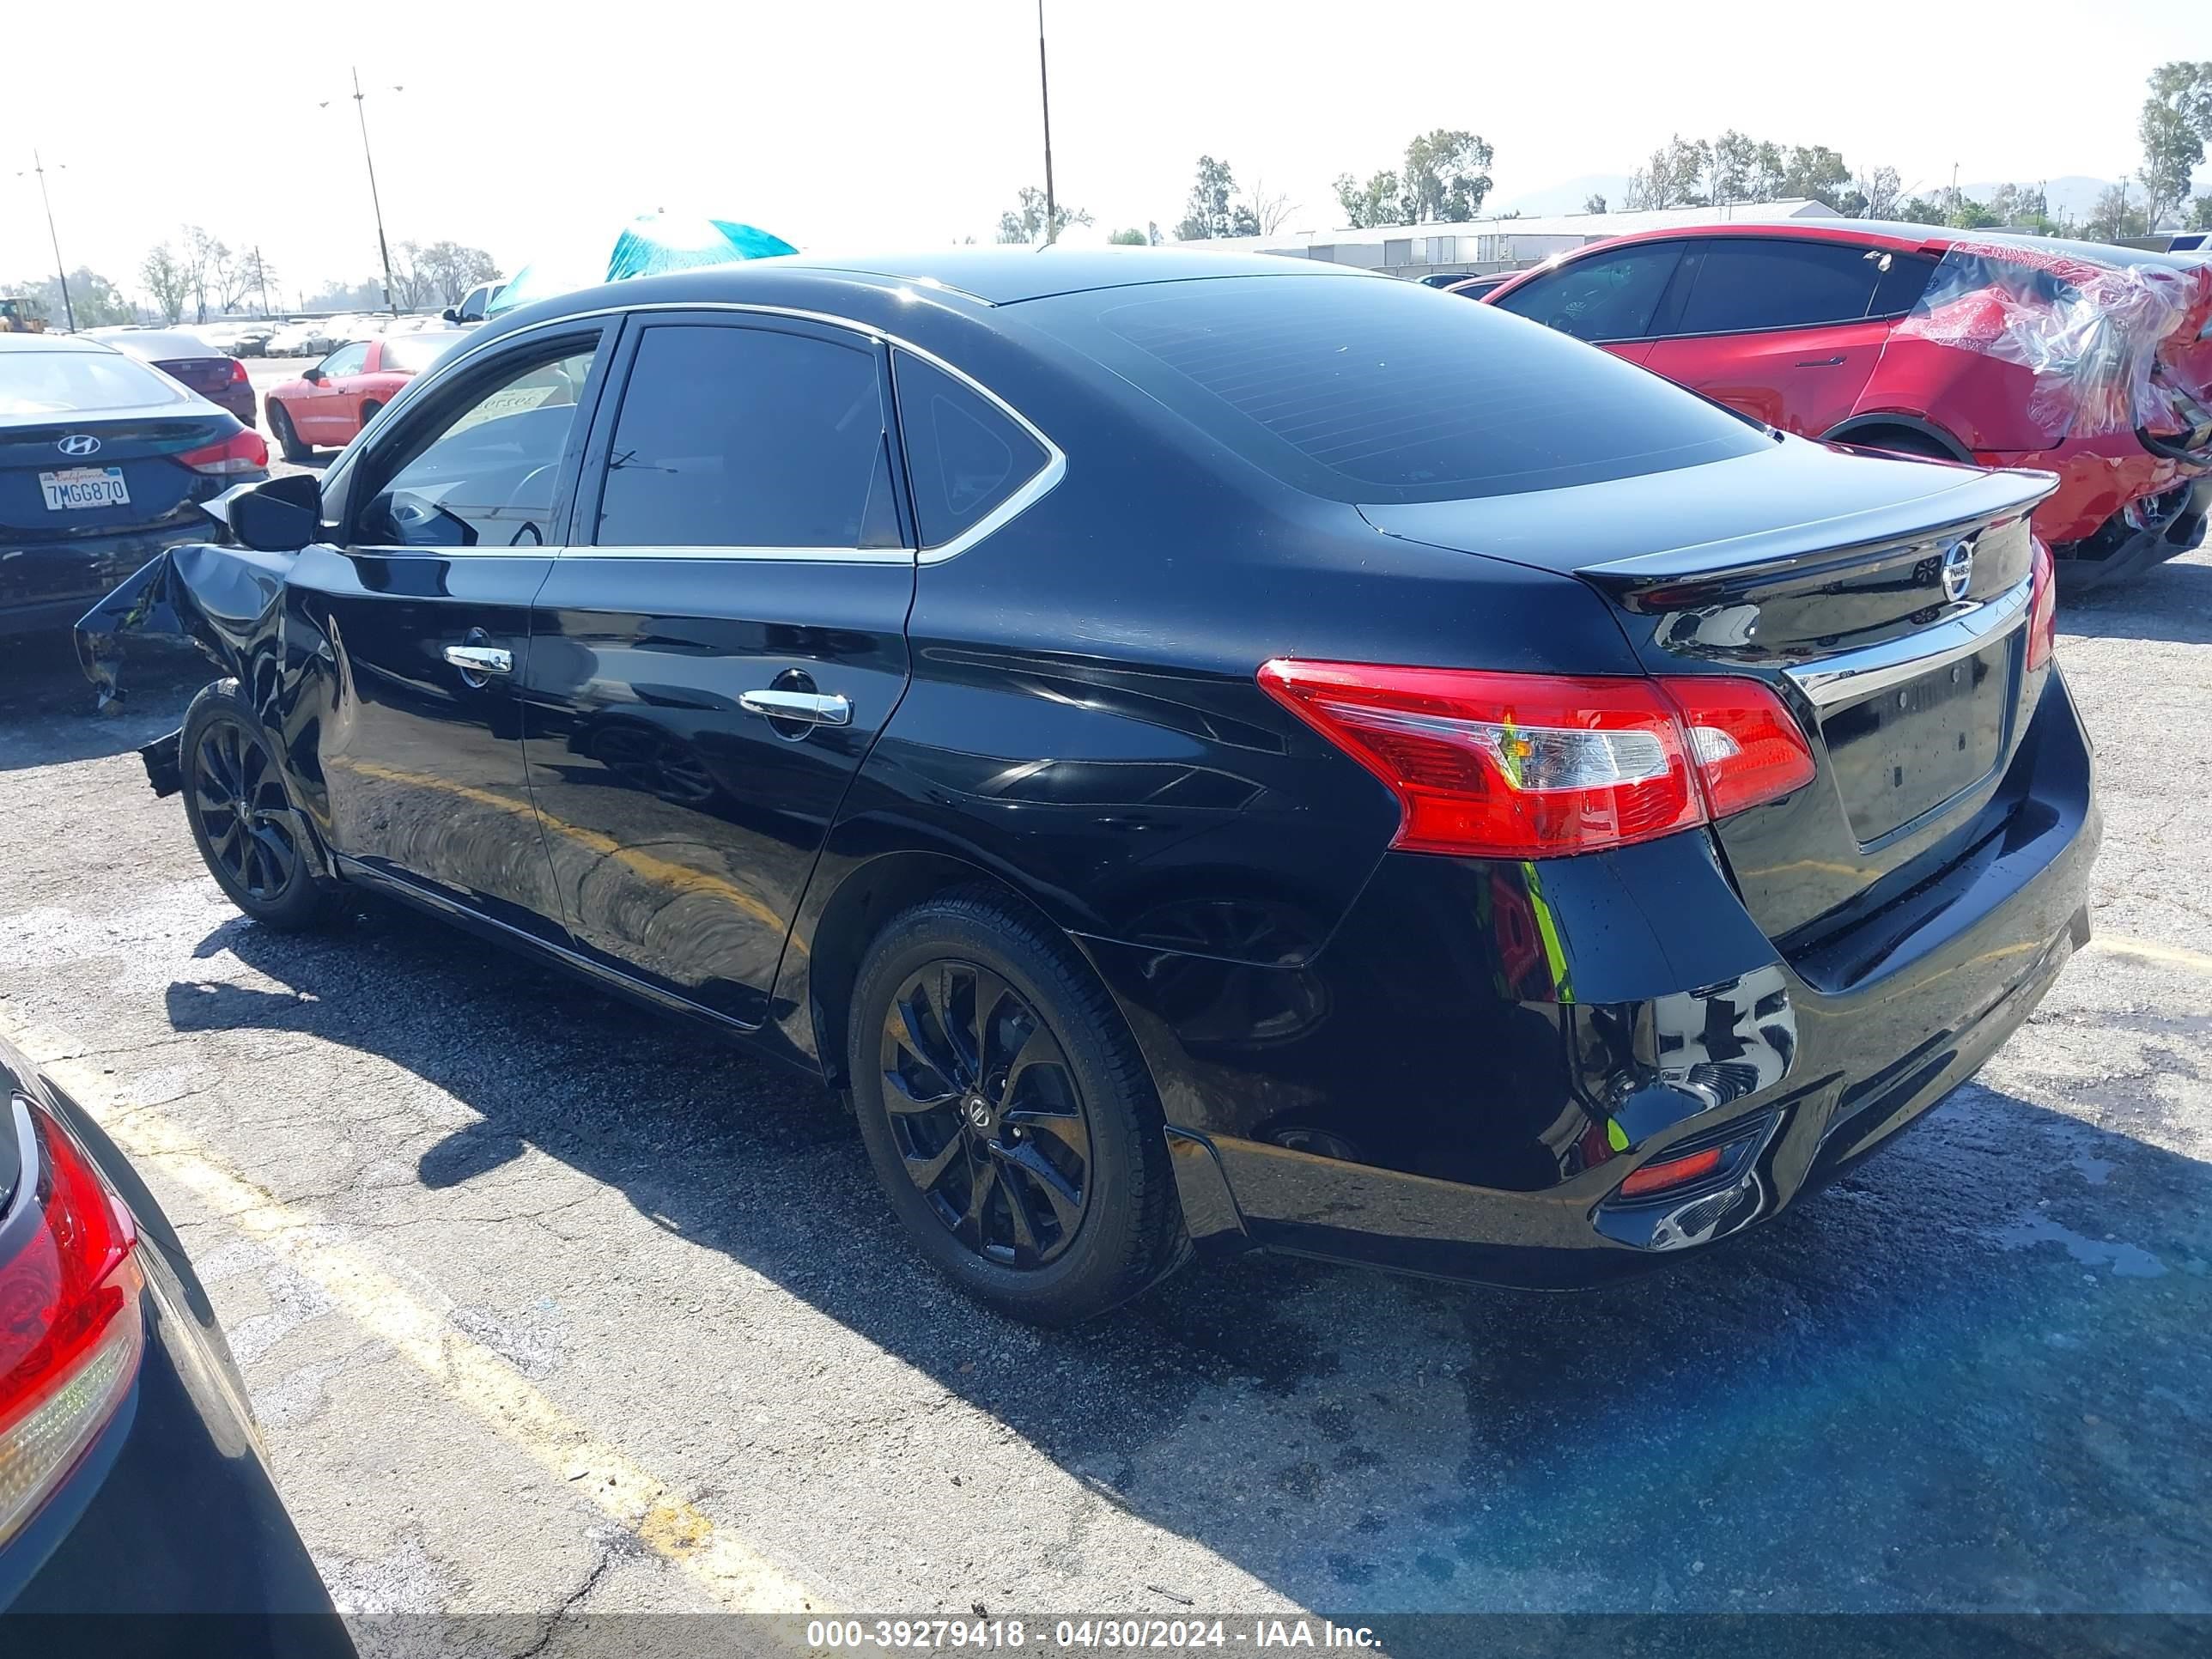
[76,249,2098,1325]
[0,1036,353,1647]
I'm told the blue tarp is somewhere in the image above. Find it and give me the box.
[490,214,796,315]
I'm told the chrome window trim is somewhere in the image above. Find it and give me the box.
[1784,576,2033,710]
[328,301,1066,567]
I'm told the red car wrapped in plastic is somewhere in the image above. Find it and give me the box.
[1481,222,2212,588]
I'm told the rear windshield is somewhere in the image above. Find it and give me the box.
[0,349,185,416]
[1020,274,1766,504]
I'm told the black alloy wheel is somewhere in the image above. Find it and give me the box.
[179,680,339,931]
[192,718,300,902]
[879,960,1093,1269]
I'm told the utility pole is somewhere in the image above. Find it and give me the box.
[255,244,270,317]
[23,150,75,332]
[337,67,400,316]
[1036,0,1057,246]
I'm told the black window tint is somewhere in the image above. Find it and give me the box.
[1671,239,1884,335]
[1871,251,1940,318]
[1023,273,1765,504]
[596,325,900,550]
[1492,246,1682,342]
[361,341,597,550]
[894,352,1048,545]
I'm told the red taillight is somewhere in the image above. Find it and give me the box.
[1257,660,1815,858]
[177,428,268,476]
[0,1095,144,1545]
[1617,1144,1726,1198]
[228,357,249,385]
[2027,534,2057,672]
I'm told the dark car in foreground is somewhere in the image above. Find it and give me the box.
[3,333,267,639]
[0,1036,352,1646]
[98,328,260,428]
[1482,221,2212,589]
[79,249,2097,1325]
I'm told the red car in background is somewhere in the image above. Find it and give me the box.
[262,329,467,461]
[1483,222,2212,588]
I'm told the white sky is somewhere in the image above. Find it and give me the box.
[3,0,2204,305]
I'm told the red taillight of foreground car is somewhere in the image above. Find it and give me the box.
[1256,660,1817,859]
[2027,534,2057,673]
[228,358,250,386]
[178,428,268,476]
[0,1095,144,1547]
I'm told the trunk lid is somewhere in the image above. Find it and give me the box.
[0,404,236,544]
[1363,439,2058,951]
[151,355,243,402]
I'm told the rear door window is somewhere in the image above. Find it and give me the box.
[1668,239,1886,335]
[1870,251,1941,318]
[593,323,903,550]
[892,351,1050,548]
[1491,245,1684,343]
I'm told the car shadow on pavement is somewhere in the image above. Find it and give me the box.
[167,902,2212,1618]
[2059,555,2212,646]
[0,629,210,774]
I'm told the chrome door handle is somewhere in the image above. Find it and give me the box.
[443,644,514,677]
[738,689,852,726]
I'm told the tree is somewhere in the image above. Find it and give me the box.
[1244,177,1297,234]
[1175,155,1259,240]
[1108,228,1147,245]
[1400,130,1493,222]
[1780,145,1851,208]
[996,186,1091,246]
[7,268,134,328]
[1624,136,1710,210]
[1850,166,1904,220]
[2139,61,2212,226]
[1982,183,2051,231]
[2193,193,2212,230]
[140,243,189,324]
[1583,192,1607,215]
[2085,180,2152,242]
[1333,169,1404,228]
[179,226,229,323]
[1709,130,1759,205]
[1898,193,1945,223]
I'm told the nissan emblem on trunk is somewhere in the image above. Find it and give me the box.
[58,434,102,457]
[1940,539,1974,602]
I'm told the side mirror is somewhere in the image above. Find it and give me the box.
[441,307,461,323]
[301,364,324,384]
[230,475,321,553]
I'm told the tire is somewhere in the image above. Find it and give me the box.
[1844,426,1955,461]
[179,680,341,931]
[268,402,310,464]
[848,890,1187,1325]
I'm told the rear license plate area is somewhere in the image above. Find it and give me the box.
[39,466,130,511]
[1820,638,2014,844]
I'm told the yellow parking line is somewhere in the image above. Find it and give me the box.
[7,1019,832,1619]
[2087,933,2212,976]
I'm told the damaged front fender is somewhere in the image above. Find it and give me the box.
[74,540,300,711]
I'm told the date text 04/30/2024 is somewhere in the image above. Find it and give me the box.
[804,1620,1383,1650]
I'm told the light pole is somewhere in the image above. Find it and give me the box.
[20,150,74,332]
[322,69,402,315]
[1036,0,1057,246]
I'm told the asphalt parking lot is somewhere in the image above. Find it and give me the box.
[2,538,2208,1642]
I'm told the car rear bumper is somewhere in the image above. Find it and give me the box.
[2051,473,2211,592]
[1086,667,2100,1289]
[0,520,226,639]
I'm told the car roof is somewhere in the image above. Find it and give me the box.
[102,329,222,358]
[1534,216,2204,271]
[0,331,118,354]
[509,246,1375,319]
